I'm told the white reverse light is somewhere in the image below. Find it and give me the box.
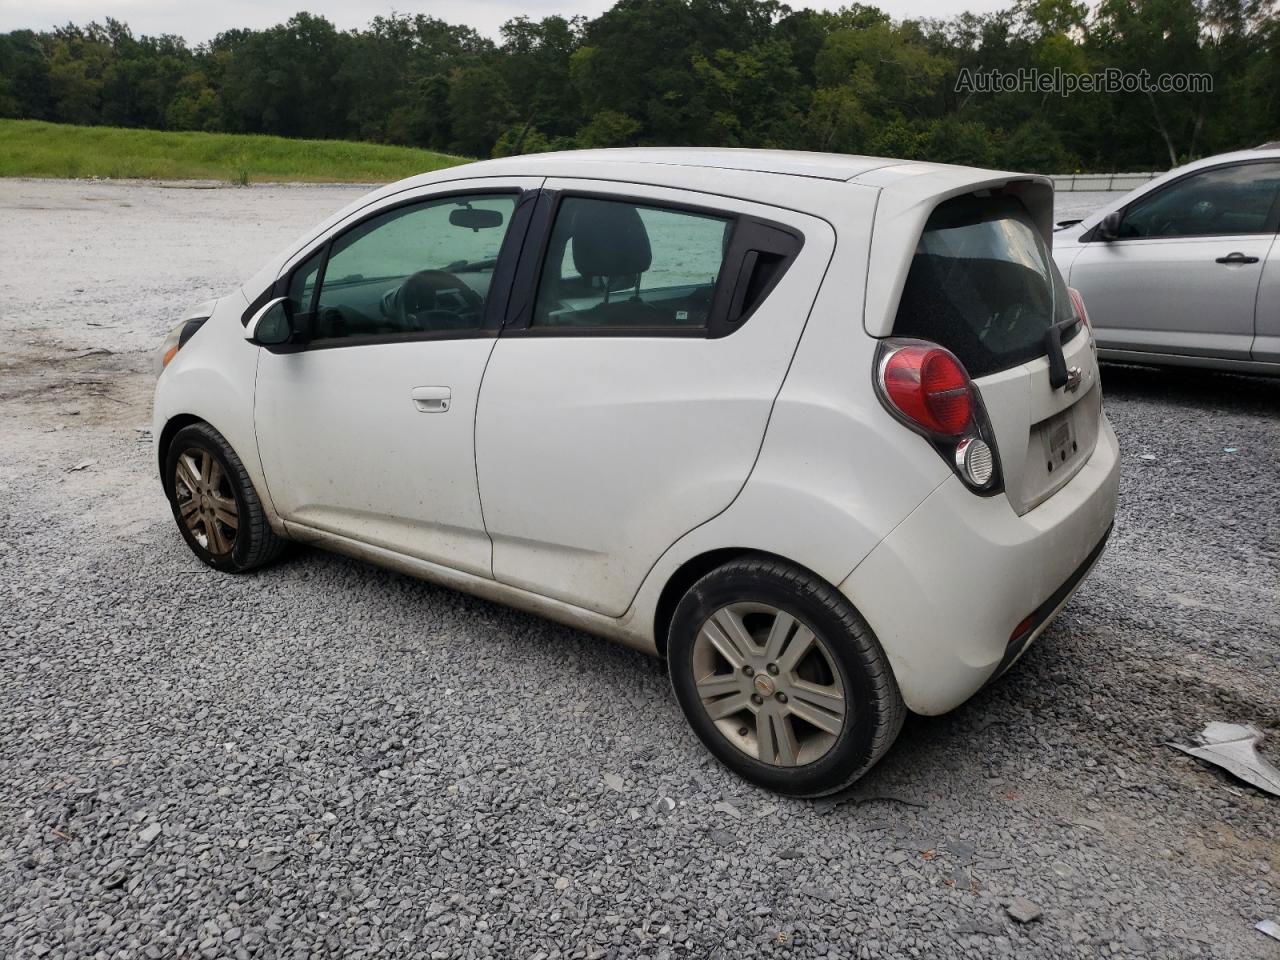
[955,437,994,488]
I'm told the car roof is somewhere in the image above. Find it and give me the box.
[311,148,1044,242]
[453,144,1280,188]
[1171,146,1280,171]
[447,147,905,183]
[412,147,1028,191]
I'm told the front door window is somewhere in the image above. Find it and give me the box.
[304,194,517,341]
[1119,163,1280,239]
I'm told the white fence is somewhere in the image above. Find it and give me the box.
[1051,172,1160,192]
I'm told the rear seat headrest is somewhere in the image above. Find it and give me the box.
[571,200,652,279]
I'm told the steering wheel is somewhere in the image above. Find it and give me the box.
[396,269,484,331]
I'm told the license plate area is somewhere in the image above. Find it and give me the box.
[1041,407,1078,476]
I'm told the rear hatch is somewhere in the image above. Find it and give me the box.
[890,190,1100,515]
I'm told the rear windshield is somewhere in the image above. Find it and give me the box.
[893,194,1076,378]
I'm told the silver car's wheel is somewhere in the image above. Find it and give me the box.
[693,602,847,767]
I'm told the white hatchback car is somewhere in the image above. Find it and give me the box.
[155,149,1120,796]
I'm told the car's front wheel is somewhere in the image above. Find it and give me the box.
[164,422,286,573]
[668,555,904,796]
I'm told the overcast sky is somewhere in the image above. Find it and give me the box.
[0,0,1008,43]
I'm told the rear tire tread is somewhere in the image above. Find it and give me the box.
[672,554,905,797]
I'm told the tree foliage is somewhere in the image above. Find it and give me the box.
[1,0,1276,171]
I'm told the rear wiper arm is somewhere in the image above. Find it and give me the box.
[1044,316,1077,389]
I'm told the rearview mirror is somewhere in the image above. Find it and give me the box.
[244,297,292,345]
[449,206,504,231]
[1096,210,1123,242]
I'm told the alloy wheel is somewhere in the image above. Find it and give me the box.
[173,448,239,556]
[692,602,847,767]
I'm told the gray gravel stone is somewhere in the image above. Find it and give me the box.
[602,773,626,792]
[1006,897,1043,923]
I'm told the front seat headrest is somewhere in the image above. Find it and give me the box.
[571,200,652,279]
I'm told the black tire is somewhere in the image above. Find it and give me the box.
[668,555,905,797]
[163,422,287,573]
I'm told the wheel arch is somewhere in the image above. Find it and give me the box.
[155,410,282,534]
[157,413,207,482]
[652,548,846,659]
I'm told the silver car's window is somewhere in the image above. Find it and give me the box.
[1119,162,1280,239]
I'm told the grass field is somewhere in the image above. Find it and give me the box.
[0,119,469,183]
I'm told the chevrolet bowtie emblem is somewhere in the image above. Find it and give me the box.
[1064,366,1083,392]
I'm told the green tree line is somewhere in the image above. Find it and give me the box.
[1,0,1277,172]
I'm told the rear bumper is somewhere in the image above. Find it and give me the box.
[838,413,1120,715]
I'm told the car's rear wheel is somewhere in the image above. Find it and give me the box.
[668,555,904,796]
[164,422,286,573]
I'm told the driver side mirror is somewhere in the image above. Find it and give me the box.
[1096,210,1124,242]
[244,297,293,346]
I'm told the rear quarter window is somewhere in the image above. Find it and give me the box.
[893,194,1076,378]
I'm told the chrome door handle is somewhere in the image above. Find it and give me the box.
[411,386,451,413]
[1215,252,1259,264]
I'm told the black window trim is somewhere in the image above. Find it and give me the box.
[500,188,804,340]
[242,186,538,353]
[1080,157,1280,243]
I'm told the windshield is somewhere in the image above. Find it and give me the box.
[893,194,1076,378]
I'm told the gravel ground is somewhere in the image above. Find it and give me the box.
[1,178,1277,960]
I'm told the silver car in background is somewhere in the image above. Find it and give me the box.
[1053,147,1280,375]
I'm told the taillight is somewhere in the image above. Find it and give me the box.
[1067,286,1090,328]
[881,345,973,436]
[875,338,1001,493]
[1067,286,1097,356]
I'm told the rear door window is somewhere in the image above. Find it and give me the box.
[893,195,1075,378]
[531,197,732,330]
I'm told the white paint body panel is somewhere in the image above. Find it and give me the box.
[152,291,281,525]
[475,180,836,616]
[252,177,542,576]
[152,148,1123,719]
[255,338,495,575]
[840,413,1119,714]
[974,327,1101,515]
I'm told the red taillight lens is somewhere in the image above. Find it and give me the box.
[881,345,974,436]
[1009,613,1037,644]
[1068,286,1090,328]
